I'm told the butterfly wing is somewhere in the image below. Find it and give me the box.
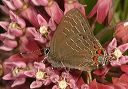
[48,9,103,71]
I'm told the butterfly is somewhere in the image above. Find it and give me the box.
[47,9,108,71]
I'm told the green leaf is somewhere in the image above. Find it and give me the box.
[79,0,97,14]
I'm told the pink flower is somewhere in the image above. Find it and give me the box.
[0,5,9,15]
[5,36,44,63]
[93,65,110,77]
[44,1,64,24]
[31,0,48,6]
[0,39,17,51]
[88,0,113,24]
[107,38,128,66]
[0,11,25,37]
[81,84,89,89]
[64,0,85,16]
[0,11,26,51]
[3,0,39,27]
[27,14,56,44]
[24,62,54,88]
[19,37,45,62]
[31,0,64,24]
[89,79,114,89]
[121,65,128,74]
[2,62,27,87]
[51,72,78,89]
[115,21,128,43]
[112,74,128,89]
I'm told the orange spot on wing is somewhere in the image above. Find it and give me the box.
[96,49,103,55]
[93,56,99,64]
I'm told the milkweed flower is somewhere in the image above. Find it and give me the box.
[3,0,40,27]
[107,38,128,66]
[115,21,128,43]
[0,0,128,89]
[0,11,25,51]
[24,62,55,88]
[64,0,85,16]
[31,0,64,24]
[88,0,113,24]
[2,62,27,87]
[51,72,78,89]
[27,14,56,44]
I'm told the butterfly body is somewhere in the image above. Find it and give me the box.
[48,9,108,71]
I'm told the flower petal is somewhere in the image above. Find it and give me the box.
[0,5,9,15]
[3,0,16,10]
[37,14,47,26]
[110,56,128,66]
[34,62,45,70]
[81,84,89,89]
[9,11,26,28]
[24,70,35,77]
[97,83,114,89]
[107,38,117,54]
[69,79,76,88]
[31,0,48,6]
[27,27,47,43]
[50,74,59,83]
[96,0,109,23]
[48,18,56,31]
[7,54,27,62]
[12,0,23,9]
[0,21,9,30]
[0,33,15,40]
[8,28,23,37]
[121,64,128,74]
[64,0,85,16]
[3,73,14,80]
[20,7,39,28]
[13,62,26,68]
[118,43,128,54]
[61,72,70,79]
[11,78,26,87]
[89,79,98,89]
[45,1,63,24]
[30,80,43,89]
[3,39,17,48]
[4,62,15,69]
[0,45,14,51]
[43,78,51,85]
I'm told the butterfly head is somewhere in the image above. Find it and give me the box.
[44,47,50,56]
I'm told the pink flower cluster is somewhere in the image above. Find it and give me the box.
[0,0,128,89]
[2,61,80,88]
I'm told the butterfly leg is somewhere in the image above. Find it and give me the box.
[87,71,92,84]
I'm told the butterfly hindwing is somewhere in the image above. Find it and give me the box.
[48,9,103,71]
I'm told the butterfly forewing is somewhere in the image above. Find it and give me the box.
[48,9,104,71]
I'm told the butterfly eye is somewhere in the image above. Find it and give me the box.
[44,47,50,55]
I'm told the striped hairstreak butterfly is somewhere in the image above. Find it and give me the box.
[47,9,108,71]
